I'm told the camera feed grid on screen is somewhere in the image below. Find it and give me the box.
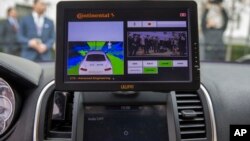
[126,20,189,76]
[67,22,124,76]
[127,31,187,57]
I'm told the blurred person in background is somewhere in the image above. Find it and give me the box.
[202,0,228,61]
[17,0,55,61]
[0,7,20,56]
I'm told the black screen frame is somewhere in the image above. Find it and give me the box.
[55,1,200,91]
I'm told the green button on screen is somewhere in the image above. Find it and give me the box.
[158,60,173,67]
[143,67,158,74]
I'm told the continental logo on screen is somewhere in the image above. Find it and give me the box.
[120,84,135,90]
[76,13,115,19]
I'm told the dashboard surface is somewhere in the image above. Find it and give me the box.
[1,60,250,141]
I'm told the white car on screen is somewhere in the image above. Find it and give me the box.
[79,51,113,75]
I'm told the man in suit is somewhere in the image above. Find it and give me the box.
[0,7,20,56]
[17,0,55,61]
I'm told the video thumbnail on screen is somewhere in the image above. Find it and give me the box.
[128,31,187,57]
[67,22,124,75]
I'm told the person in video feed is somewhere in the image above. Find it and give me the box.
[149,36,154,52]
[166,38,172,52]
[0,7,20,56]
[141,35,146,54]
[159,40,163,53]
[144,35,150,54]
[169,38,174,53]
[163,38,168,53]
[130,34,141,56]
[136,34,141,55]
[131,34,137,56]
[153,37,157,53]
[172,37,179,55]
[178,33,187,56]
[17,0,55,61]
[128,33,133,56]
[156,36,160,53]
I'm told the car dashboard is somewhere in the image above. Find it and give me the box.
[0,53,250,141]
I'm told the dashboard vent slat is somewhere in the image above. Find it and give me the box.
[176,92,207,140]
[180,130,206,135]
[179,112,204,116]
[180,124,205,128]
[177,100,201,104]
[181,138,207,141]
[177,106,202,110]
[179,117,205,121]
[176,94,198,98]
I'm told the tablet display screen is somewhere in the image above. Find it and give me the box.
[56,1,200,91]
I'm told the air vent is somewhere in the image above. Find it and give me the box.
[45,91,74,139]
[176,92,207,141]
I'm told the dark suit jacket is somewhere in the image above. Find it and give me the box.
[0,19,20,55]
[17,14,55,61]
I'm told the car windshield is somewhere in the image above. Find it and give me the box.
[86,54,106,61]
[0,0,250,63]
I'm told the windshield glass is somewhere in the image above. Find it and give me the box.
[86,54,106,61]
[0,0,250,63]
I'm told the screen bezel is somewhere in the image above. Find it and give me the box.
[55,1,200,91]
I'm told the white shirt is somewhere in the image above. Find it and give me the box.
[32,12,45,36]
